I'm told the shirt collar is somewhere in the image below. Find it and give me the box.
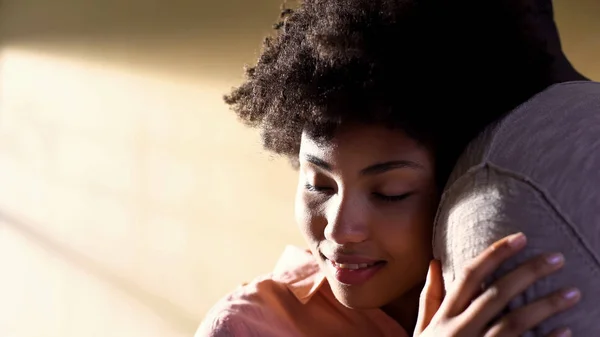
[272,245,326,304]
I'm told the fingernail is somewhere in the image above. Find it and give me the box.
[507,232,526,248]
[562,288,581,301]
[546,253,564,265]
[557,328,572,337]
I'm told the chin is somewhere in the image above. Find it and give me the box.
[326,276,392,310]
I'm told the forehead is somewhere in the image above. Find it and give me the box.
[299,124,433,168]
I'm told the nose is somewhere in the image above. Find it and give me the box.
[323,192,370,245]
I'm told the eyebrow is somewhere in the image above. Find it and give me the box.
[304,154,424,176]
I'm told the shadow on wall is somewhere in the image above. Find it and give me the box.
[0,0,289,82]
[0,0,599,81]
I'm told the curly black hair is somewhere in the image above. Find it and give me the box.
[225,0,576,186]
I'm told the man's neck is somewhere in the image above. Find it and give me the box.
[525,6,589,83]
[549,53,589,83]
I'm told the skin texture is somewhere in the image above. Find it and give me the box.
[294,123,439,331]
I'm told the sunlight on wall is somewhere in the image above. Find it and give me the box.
[0,47,304,337]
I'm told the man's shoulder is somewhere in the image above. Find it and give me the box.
[543,80,600,96]
[445,80,600,199]
[434,81,600,266]
[490,81,600,154]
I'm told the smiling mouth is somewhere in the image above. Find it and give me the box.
[320,253,387,285]
[319,252,386,270]
[330,261,382,270]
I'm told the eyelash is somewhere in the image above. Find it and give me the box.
[374,193,412,202]
[304,183,331,193]
[304,183,412,202]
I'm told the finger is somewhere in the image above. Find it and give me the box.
[415,260,444,335]
[465,252,565,325]
[443,232,528,316]
[484,287,581,337]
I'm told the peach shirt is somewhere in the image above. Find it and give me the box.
[196,246,409,337]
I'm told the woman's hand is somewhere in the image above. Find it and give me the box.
[414,233,580,337]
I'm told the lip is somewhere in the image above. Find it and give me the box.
[327,255,381,265]
[321,252,386,286]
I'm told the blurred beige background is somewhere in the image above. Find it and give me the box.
[0,0,598,336]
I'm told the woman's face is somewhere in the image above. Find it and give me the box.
[295,123,438,309]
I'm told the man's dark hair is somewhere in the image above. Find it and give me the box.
[224,0,586,186]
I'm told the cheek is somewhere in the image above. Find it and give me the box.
[378,199,435,257]
[294,190,325,244]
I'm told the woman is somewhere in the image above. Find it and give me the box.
[198,1,580,336]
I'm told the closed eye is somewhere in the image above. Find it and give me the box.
[373,192,412,202]
[304,182,333,193]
